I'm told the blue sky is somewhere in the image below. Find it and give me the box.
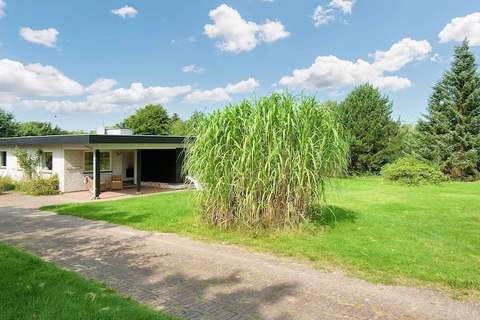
[0,0,479,131]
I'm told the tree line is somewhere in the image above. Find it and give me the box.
[1,40,478,180]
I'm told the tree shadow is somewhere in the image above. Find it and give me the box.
[309,205,358,228]
[0,205,298,320]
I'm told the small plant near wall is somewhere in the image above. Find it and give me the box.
[0,176,15,193]
[16,175,59,195]
[14,148,42,179]
[14,148,59,195]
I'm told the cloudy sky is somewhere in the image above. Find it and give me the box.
[0,0,479,131]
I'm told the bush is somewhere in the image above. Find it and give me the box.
[381,157,445,185]
[0,176,15,193]
[184,93,349,229]
[17,175,59,195]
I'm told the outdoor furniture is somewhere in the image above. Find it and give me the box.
[111,175,123,190]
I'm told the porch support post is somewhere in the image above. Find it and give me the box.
[136,149,142,193]
[93,149,101,199]
[175,148,185,183]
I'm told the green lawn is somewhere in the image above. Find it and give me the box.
[44,177,480,295]
[0,242,176,320]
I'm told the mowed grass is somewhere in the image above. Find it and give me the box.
[44,177,480,294]
[0,242,176,320]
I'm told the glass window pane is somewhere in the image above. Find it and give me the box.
[84,151,110,172]
[84,152,93,172]
[42,152,53,170]
[0,152,6,167]
[100,152,110,171]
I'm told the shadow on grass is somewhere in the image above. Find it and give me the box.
[1,205,298,319]
[309,205,358,227]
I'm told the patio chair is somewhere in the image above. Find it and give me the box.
[110,175,123,190]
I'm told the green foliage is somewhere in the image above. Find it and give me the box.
[417,40,480,180]
[15,148,41,179]
[0,243,175,320]
[184,111,207,135]
[184,93,349,229]
[337,84,400,174]
[0,175,15,193]
[0,109,18,137]
[16,175,59,195]
[17,121,67,136]
[381,157,445,185]
[123,104,171,135]
[47,177,480,293]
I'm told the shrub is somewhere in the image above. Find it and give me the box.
[381,157,445,185]
[14,148,41,179]
[0,176,15,193]
[16,175,59,195]
[184,93,349,229]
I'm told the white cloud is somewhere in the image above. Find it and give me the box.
[20,83,192,113]
[185,78,259,103]
[0,0,6,18]
[86,78,117,94]
[0,58,192,113]
[111,5,138,18]
[0,58,83,97]
[372,38,432,72]
[204,4,289,53]
[181,65,205,74]
[438,12,480,46]
[313,0,356,27]
[279,38,431,92]
[313,6,335,26]
[430,53,441,62]
[20,27,59,48]
[329,0,356,14]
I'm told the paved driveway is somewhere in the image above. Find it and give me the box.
[0,192,479,320]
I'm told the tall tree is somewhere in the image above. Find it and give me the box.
[17,121,66,136]
[123,104,171,135]
[0,109,18,137]
[417,40,480,180]
[337,84,400,173]
[170,113,187,135]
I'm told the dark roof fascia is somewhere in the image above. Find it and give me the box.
[0,135,190,146]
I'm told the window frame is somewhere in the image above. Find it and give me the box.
[83,151,112,173]
[0,151,6,168]
[39,151,53,172]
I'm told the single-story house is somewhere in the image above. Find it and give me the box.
[0,128,188,198]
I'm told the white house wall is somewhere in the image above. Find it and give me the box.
[0,145,65,190]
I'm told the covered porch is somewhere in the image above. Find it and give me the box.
[86,148,186,199]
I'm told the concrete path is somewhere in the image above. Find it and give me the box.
[0,193,479,320]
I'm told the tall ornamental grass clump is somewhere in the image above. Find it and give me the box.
[184,93,349,229]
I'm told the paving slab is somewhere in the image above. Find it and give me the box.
[0,192,479,320]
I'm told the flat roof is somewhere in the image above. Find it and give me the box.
[0,134,189,146]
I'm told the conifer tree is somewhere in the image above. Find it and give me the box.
[417,40,480,180]
[338,84,400,173]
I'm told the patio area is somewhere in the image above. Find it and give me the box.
[61,186,181,202]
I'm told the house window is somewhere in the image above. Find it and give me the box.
[84,151,111,172]
[0,151,6,167]
[40,152,53,171]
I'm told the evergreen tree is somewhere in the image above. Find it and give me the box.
[417,40,480,180]
[337,84,400,173]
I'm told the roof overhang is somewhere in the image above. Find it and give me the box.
[0,134,191,146]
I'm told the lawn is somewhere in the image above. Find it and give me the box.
[43,177,480,295]
[0,242,176,320]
